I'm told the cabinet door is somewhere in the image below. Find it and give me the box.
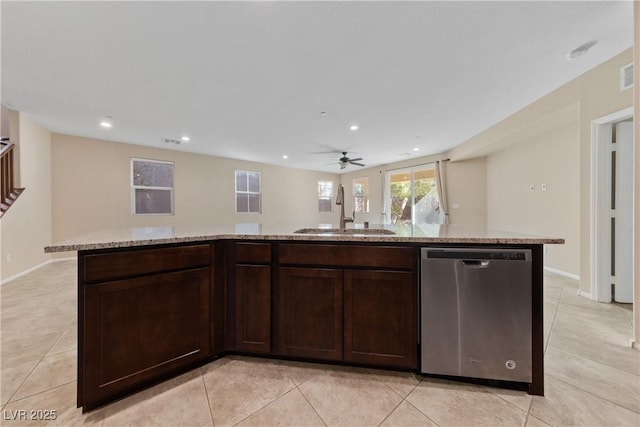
[82,268,210,408]
[278,267,343,360]
[235,265,271,353]
[344,270,417,368]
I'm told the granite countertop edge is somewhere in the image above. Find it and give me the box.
[45,230,565,253]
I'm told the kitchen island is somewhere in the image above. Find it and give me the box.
[45,224,563,412]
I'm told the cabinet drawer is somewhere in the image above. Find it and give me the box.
[235,242,271,264]
[279,244,414,269]
[84,244,211,283]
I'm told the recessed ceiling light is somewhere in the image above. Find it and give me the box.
[99,121,112,128]
[320,112,327,116]
[350,124,359,131]
[282,155,288,159]
[181,136,190,142]
[413,147,420,152]
[567,40,597,60]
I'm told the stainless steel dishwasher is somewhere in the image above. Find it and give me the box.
[420,247,532,383]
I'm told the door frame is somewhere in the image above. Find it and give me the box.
[589,107,633,302]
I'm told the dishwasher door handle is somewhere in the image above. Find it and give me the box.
[461,260,490,267]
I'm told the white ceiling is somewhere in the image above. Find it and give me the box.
[1,1,633,173]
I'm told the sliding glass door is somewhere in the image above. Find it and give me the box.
[384,164,443,225]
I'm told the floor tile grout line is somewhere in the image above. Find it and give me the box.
[4,329,66,405]
[374,372,420,401]
[482,388,532,417]
[200,373,216,427]
[545,338,640,377]
[544,285,563,354]
[546,343,640,380]
[401,394,441,426]
[4,380,75,406]
[548,320,637,356]
[230,385,299,427]
[547,372,640,415]
[556,299,634,320]
[375,397,404,426]
[295,383,328,426]
[522,391,534,427]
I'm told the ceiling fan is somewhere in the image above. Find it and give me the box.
[337,152,365,169]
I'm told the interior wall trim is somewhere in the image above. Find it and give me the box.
[543,265,580,282]
[0,257,75,286]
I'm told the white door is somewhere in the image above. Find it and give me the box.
[613,121,633,303]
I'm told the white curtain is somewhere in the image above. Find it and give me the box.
[435,160,450,224]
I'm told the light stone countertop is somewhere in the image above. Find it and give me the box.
[44,223,564,253]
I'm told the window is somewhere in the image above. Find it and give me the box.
[353,177,369,213]
[318,181,333,212]
[131,158,174,215]
[384,164,443,225]
[235,170,261,213]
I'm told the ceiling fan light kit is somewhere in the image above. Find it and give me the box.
[338,152,365,169]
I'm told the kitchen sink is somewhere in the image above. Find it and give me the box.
[294,228,396,235]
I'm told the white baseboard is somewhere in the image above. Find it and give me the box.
[543,266,580,281]
[51,256,77,263]
[576,289,592,299]
[0,257,76,286]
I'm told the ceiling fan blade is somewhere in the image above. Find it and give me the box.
[350,162,365,167]
[348,157,363,162]
[312,150,341,155]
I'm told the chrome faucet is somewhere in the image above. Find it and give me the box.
[336,184,355,229]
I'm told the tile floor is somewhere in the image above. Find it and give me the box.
[1,260,639,426]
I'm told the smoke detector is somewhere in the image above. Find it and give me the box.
[162,138,181,145]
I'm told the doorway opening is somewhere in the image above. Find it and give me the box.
[590,107,633,305]
[384,164,443,225]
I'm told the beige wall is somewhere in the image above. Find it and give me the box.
[444,158,487,228]
[51,134,340,245]
[0,112,52,282]
[453,48,633,288]
[578,49,634,293]
[486,115,580,275]
[633,1,639,350]
[338,154,487,228]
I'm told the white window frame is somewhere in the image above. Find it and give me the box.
[353,176,370,213]
[318,180,334,212]
[131,158,175,215]
[235,170,262,214]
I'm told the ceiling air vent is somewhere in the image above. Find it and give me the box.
[162,138,181,145]
[620,63,633,91]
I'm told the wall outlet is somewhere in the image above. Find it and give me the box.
[541,183,547,191]
[451,203,460,209]
[6,253,11,263]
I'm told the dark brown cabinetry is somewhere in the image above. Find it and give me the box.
[344,270,416,368]
[79,244,212,410]
[278,243,417,369]
[75,238,544,411]
[278,267,343,360]
[231,242,272,353]
[235,265,271,352]
[77,241,419,411]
